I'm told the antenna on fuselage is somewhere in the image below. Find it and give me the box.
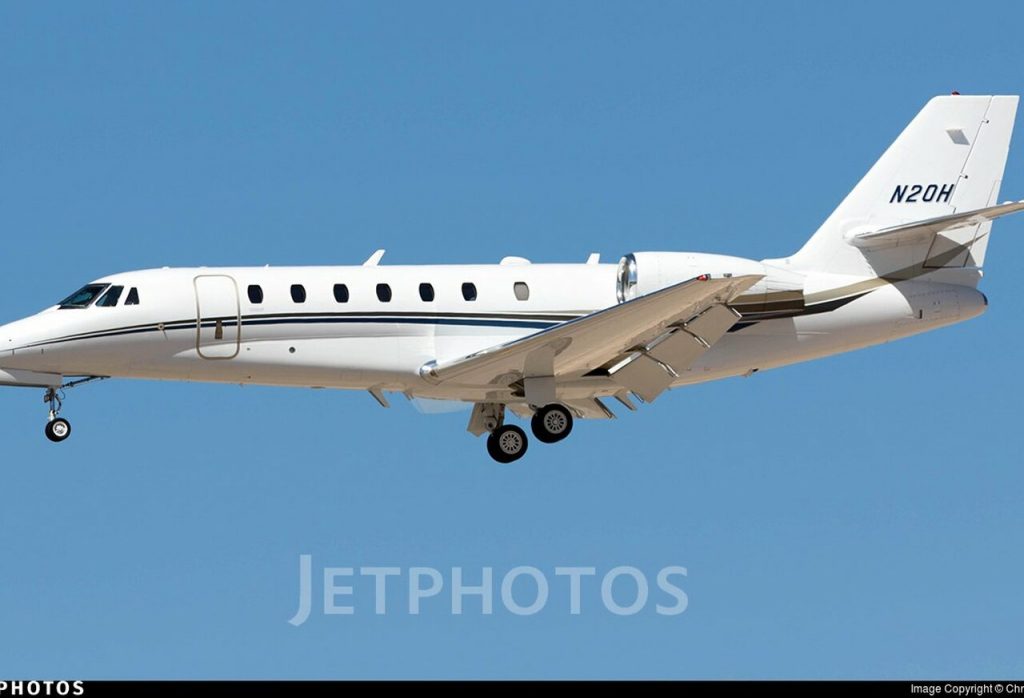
[363,249,386,266]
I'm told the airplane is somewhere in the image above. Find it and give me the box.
[1,94,1021,463]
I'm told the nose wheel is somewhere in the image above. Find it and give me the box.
[45,417,72,443]
[39,377,104,444]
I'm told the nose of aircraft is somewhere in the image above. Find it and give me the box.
[0,316,69,391]
[0,320,16,356]
[0,314,52,368]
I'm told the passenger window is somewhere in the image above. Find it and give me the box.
[376,283,392,303]
[247,285,263,304]
[125,287,141,305]
[419,283,435,302]
[96,285,124,307]
[461,282,477,301]
[290,284,306,303]
[333,284,349,303]
[513,282,529,301]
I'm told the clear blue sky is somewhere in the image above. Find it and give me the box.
[2,0,1023,679]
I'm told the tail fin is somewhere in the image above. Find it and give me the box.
[787,95,1019,279]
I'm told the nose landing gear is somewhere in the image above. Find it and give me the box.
[43,387,71,443]
[43,386,72,442]
[40,376,106,443]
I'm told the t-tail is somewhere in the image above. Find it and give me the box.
[786,95,1022,284]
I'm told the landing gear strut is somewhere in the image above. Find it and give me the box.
[43,387,71,443]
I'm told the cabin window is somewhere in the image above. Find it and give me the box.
[290,284,306,303]
[58,284,108,309]
[247,285,263,304]
[125,287,140,305]
[419,283,435,302]
[376,283,392,302]
[95,285,124,307]
[461,282,477,301]
[333,284,349,303]
[513,281,529,301]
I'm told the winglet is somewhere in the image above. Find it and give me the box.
[363,249,386,266]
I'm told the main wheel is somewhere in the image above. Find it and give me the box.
[531,404,573,444]
[45,417,72,443]
[486,424,529,463]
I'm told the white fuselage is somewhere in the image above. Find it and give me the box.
[0,253,988,405]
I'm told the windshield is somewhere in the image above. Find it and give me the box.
[58,283,110,309]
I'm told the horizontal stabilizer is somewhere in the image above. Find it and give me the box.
[849,200,1024,249]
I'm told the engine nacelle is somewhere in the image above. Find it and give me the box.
[615,252,769,302]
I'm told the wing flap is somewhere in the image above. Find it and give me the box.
[647,304,739,367]
[563,397,615,420]
[608,354,675,403]
[609,304,742,402]
[646,332,706,375]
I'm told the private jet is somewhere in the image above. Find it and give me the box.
[1,94,1020,462]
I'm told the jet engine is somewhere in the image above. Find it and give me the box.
[615,252,769,302]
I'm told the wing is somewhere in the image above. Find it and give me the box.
[849,200,1024,249]
[420,274,762,403]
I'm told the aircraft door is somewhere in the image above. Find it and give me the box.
[194,275,241,359]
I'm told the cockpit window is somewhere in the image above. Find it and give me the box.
[125,287,140,305]
[96,285,124,307]
[58,284,109,309]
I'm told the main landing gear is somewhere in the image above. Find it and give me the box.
[486,424,529,464]
[476,403,575,463]
[530,403,573,444]
[41,376,106,443]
